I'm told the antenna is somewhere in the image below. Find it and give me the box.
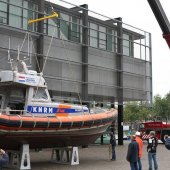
[28,32,30,59]
[27,32,32,66]
[17,45,20,61]
[7,37,10,61]
[7,37,14,71]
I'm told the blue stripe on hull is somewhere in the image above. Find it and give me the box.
[27,106,88,114]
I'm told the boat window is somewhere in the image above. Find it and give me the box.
[33,88,48,100]
[5,88,26,114]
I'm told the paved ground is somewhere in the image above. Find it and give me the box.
[5,141,170,170]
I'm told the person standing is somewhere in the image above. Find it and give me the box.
[0,149,9,170]
[110,130,116,161]
[135,131,143,170]
[164,135,170,150]
[126,135,139,170]
[147,131,158,170]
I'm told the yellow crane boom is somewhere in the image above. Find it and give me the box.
[28,12,58,24]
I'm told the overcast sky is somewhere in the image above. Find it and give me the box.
[51,0,170,98]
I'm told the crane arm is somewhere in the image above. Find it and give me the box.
[147,0,170,48]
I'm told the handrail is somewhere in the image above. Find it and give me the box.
[17,115,22,128]
[0,109,26,115]
[32,115,36,128]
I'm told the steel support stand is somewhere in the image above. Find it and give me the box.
[8,144,31,170]
[51,147,79,165]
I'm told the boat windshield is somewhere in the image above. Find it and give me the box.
[90,107,106,114]
[33,88,48,100]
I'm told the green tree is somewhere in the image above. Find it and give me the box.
[124,102,140,122]
[138,105,153,121]
[153,95,169,117]
[164,92,170,118]
[123,91,170,123]
[124,102,154,123]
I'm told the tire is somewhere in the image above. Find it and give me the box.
[161,134,165,143]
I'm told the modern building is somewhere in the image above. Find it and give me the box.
[0,0,152,144]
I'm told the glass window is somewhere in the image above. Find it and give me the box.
[9,15,22,28]
[114,31,118,52]
[80,19,83,43]
[9,0,22,6]
[0,11,7,24]
[106,28,113,51]
[99,26,106,50]
[10,5,22,16]
[0,1,7,12]
[43,20,48,34]
[24,1,37,31]
[45,7,59,37]
[90,29,98,37]
[90,37,98,48]
[89,22,98,48]
[43,7,49,34]
[70,16,80,42]
[9,1,22,28]
[123,33,130,56]
[60,13,69,40]
[48,18,59,37]
[7,0,38,31]
[33,88,48,100]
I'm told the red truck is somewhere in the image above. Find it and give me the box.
[139,120,170,142]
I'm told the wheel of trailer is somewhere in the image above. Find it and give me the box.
[161,134,165,143]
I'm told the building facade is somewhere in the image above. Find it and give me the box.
[0,0,152,106]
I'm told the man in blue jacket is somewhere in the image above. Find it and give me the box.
[0,149,9,170]
[126,135,139,170]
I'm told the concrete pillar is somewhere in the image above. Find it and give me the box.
[116,17,124,145]
[81,4,89,106]
[36,0,45,72]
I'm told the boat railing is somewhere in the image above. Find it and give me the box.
[0,109,26,115]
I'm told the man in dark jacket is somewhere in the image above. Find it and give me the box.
[0,149,9,170]
[110,131,116,161]
[126,135,139,170]
[164,135,170,150]
[147,131,158,170]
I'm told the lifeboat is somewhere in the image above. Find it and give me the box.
[0,60,117,150]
